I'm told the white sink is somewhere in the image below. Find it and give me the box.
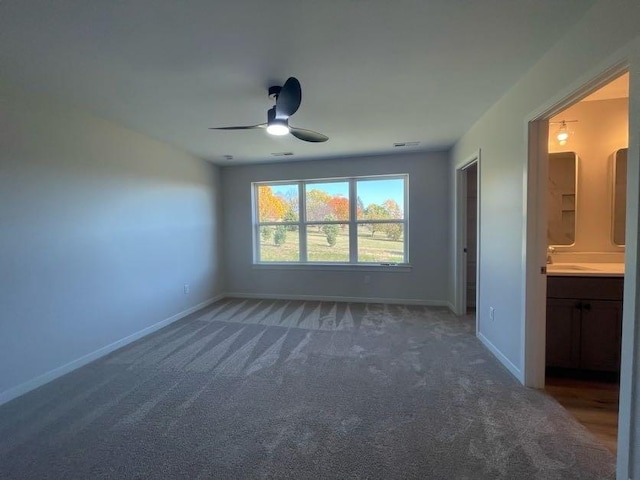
[546,263,624,276]
[547,264,596,272]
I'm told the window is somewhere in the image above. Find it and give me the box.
[254,175,408,265]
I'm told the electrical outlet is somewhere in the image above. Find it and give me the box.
[184,284,190,294]
[364,275,371,284]
[489,306,495,321]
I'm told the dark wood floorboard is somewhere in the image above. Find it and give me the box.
[545,377,619,454]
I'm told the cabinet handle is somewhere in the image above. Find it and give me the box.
[583,302,591,311]
[575,301,583,310]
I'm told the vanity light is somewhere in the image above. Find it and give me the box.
[556,122,569,145]
[550,120,577,146]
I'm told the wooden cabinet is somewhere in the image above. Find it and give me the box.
[580,300,623,371]
[546,276,623,373]
[546,298,581,369]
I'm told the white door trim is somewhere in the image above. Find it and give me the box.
[522,119,549,389]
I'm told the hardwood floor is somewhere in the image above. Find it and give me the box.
[545,376,619,454]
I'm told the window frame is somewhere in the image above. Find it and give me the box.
[253,174,409,266]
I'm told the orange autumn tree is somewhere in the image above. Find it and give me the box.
[328,196,350,221]
[258,186,287,221]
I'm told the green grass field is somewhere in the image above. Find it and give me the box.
[259,227,404,263]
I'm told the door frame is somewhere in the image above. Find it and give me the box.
[523,61,634,476]
[522,118,550,389]
[454,151,481,330]
[523,62,629,386]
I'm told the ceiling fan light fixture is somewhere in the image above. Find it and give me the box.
[266,107,290,136]
[211,78,327,143]
[266,121,289,136]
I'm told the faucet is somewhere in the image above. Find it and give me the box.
[547,246,555,264]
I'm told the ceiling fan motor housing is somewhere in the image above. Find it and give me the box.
[266,106,289,135]
[268,85,282,100]
[268,106,288,126]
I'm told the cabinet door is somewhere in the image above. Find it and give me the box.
[580,300,623,372]
[546,299,581,369]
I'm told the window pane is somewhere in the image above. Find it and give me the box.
[259,225,299,262]
[307,224,349,262]
[357,223,404,263]
[356,178,405,220]
[305,182,350,222]
[257,184,298,222]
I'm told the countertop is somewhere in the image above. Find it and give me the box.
[546,262,624,277]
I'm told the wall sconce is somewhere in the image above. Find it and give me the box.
[550,120,577,146]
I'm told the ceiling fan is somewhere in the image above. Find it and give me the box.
[210,77,328,143]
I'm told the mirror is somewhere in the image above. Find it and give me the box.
[548,152,577,246]
[613,148,627,246]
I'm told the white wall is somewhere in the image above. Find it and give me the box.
[221,152,450,305]
[451,1,640,477]
[0,79,224,402]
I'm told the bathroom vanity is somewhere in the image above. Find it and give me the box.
[544,142,628,375]
[546,265,623,374]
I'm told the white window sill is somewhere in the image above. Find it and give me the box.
[252,263,412,272]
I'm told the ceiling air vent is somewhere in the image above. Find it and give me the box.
[271,152,295,157]
[394,142,420,148]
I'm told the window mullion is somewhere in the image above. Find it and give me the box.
[349,178,357,263]
[255,223,261,262]
[298,181,307,262]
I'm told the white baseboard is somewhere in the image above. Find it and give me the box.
[0,294,225,407]
[477,332,523,382]
[225,291,451,308]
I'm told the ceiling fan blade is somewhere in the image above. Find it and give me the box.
[276,77,302,117]
[209,124,266,130]
[289,126,328,143]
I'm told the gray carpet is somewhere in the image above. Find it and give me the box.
[0,299,615,479]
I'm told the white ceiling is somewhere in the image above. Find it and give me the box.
[582,72,629,102]
[0,0,595,165]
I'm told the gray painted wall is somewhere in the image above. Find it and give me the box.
[221,152,450,305]
[0,79,224,398]
[451,1,640,477]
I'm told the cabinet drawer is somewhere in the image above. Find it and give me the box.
[547,276,623,300]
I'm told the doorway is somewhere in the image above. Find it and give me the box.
[465,163,478,314]
[455,154,480,328]
[527,71,629,455]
